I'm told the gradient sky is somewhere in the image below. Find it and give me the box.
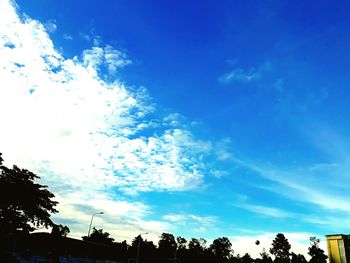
[1,0,350,257]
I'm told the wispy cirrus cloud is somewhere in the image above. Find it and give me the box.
[44,19,57,33]
[218,61,271,85]
[235,203,294,219]
[224,146,350,233]
[232,198,350,232]
[219,68,261,84]
[163,213,217,234]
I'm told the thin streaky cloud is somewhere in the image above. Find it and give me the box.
[236,203,294,219]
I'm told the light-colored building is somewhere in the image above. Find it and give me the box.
[325,235,350,263]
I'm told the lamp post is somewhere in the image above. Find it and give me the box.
[87,212,104,237]
[136,232,148,263]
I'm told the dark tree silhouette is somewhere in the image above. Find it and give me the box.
[0,153,58,236]
[291,252,307,263]
[51,224,70,237]
[140,240,157,263]
[260,249,273,263]
[158,232,177,261]
[210,237,233,261]
[177,236,187,250]
[186,238,209,262]
[229,254,240,263]
[308,237,327,263]
[270,233,291,263]
[241,253,253,263]
[176,236,188,262]
[188,237,207,253]
[82,227,114,245]
[129,235,157,263]
[131,234,144,248]
[114,240,129,262]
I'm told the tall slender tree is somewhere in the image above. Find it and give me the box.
[270,233,291,263]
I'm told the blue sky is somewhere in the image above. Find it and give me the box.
[1,0,350,256]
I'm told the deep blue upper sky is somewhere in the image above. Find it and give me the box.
[18,0,350,139]
[9,0,350,252]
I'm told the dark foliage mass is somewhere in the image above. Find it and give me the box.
[0,152,329,263]
[94,232,326,263]
[51,224,70,237]
[82,227,115,245]
[308,237,327,263]
[0,153,58,235]
[270,233,291,263]
[0,152,61,259]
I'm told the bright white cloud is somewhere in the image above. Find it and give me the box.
[81,45,131,75]
[0,0,209,195]
[52,192,171,242]
[0,0,212,240]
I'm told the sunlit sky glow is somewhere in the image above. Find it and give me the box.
[2,0,350,257]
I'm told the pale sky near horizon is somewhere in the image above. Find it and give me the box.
[3,0,350,257]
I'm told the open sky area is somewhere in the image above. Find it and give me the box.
[1,0,350,257]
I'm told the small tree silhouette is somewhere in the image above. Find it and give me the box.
[308,237,327,263]
[82,227,114,245]
[51,224,70,237]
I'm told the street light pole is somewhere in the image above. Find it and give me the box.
[136,232,148,263]
[87,212,104,237]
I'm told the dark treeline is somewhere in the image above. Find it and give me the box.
[82,228,327,263]
[0,152,328,263]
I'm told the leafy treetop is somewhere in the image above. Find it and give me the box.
[270,233,291,263]
[0,153,58,235]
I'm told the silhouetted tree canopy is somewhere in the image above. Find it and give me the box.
[241,253,254,263]
[270,233,291,263]
[0,153,58,236]
[51,224,70,237]
[184,237,209,262]
[210,237,233,260]
[308,237,327,263]
[188,237,207,254]
[131,234,144,248]
[260,249,273,263]
[82,227,114,245]
[177,236,187,250]
[158,232,177,260]
[291,252,307,263]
